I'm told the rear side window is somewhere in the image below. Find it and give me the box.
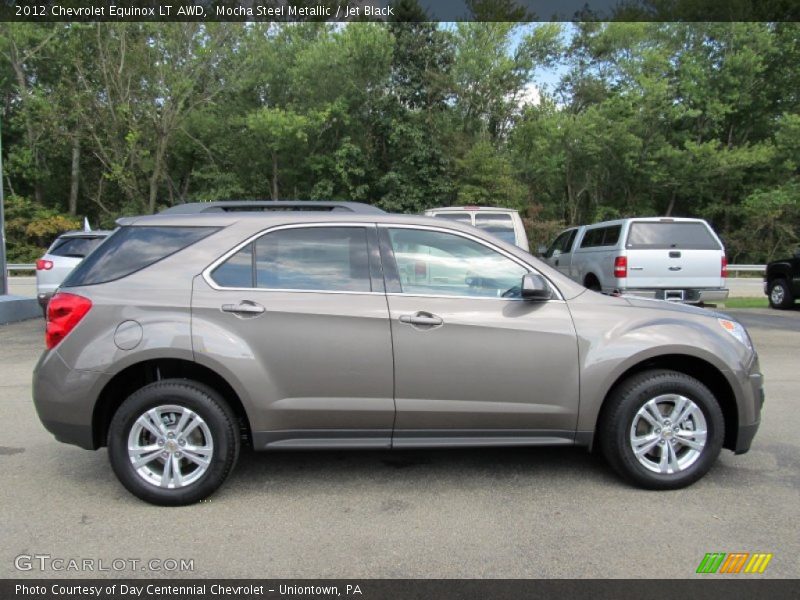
[626,222,721,250]
[474,213,516,245]
[580,225,621,248]
[210,226,372,292]
[49,236,106,258]
[62,226,218,287]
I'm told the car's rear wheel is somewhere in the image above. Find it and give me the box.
[768,278,793,309]
[108,379,239,506]
[600,369,724,490]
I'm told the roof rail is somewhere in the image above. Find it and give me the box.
[160,200,385,215]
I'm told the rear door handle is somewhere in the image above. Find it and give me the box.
[668,266,682,271]
[399,312,443,327]
[221,301,266,316]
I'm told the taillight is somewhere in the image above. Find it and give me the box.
[45,293,92,350]
[36,259,53,270]
[614,256,628,278]
[721,256,728,278]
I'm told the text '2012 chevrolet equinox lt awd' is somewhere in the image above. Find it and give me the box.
[33,205,764,505]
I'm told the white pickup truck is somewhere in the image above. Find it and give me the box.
[542,217,729,304]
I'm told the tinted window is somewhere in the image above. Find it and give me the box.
[388,228,527,298]
[253,227,371,292]
[49,236,106,258]
[580,225,621,248]
[546,229,576,257]
[626,222,721,250]
[62,226,218,287]
[433,213,472,224]
[211,244,254,288]
[474,213,517,245]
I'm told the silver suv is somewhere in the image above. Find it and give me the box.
[33,205,764,505]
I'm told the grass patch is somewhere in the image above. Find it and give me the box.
[719,297,769,309]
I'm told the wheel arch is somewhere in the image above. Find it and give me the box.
[591,354,739,453]
[92,358,252,450]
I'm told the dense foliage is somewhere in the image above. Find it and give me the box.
[1,18,798,262]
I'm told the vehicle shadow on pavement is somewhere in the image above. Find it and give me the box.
[225,445,624,492]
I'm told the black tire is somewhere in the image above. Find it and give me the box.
[767,278,794,309]
[599,369,724,490]
[108,379,240,506]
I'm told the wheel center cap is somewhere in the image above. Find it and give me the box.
[662,427,673,438]
[166,440,178,452]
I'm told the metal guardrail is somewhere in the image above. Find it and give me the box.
[727,264,766,274]
[8,264,35,272]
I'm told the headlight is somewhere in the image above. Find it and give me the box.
[718,318,753,351]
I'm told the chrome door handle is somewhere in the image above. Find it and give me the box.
[399,312,443,327]
[221,301,266,316]
[668,266,682,271]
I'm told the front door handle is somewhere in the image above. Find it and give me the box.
[668,266,682,271]
[221,301,266,316]
[399,312,443,327]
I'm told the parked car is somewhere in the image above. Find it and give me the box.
[33,207,763,505]
[35,230,112,312]
[542,217,729,304]
[423,206,530,251]
[764,248,800,309]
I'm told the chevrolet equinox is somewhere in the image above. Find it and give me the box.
[33,205,764,505]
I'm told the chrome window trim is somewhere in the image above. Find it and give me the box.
[202,220,564,301]
[378,223,564,301]
[202,222,379,295]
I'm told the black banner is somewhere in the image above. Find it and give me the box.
[3,579,800,600]
[2,0,800,22]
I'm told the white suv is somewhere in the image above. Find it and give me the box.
[543,217,729,304]
[424,206,529,251]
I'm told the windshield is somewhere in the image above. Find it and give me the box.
[474,213,517,245]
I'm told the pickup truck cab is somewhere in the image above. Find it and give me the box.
[543,217,729,304]
[424,206,530,252]
[764,249,800,309]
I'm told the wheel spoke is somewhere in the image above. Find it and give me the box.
[182,445,212,467]
[657,442,680,474]
[175,410,201,437]
[160,452,173,488]
[632,433,660,456]
[670,396,688,423]
[137,410,165,439]
[171,454,184,487]
[642,400,664,427]
[675,428,707,451]
[131,446,162,469]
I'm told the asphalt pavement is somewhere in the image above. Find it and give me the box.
[0,312,798,579]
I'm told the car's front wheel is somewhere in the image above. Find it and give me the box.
[600,369,724,490]
[108,379,240,506]
[768,278,794,309]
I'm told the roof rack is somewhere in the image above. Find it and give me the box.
[160,200,385,215]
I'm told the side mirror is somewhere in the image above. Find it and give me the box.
[521,273,553,301]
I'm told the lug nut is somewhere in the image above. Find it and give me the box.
[167,432,175,439]
[179,439,186,446]
[175,452,182,458]
[161,451,169,458]
[157,439,164,446]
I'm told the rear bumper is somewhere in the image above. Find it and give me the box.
[32,349,108,450]
[620,288,729,303]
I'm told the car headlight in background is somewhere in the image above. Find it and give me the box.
[718,318,753,351]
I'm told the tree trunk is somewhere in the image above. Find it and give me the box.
[271,151,279,200]
[148,139,167,214]
[68,137,80,216]
[665,190,676,216]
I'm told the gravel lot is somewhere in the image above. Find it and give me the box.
[0,309,798,579]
